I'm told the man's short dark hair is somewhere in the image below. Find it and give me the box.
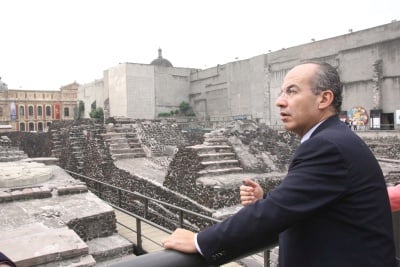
[301,61,343,113]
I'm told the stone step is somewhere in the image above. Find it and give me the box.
[0,150,26,155]
[198,152,236,160]
[110,147,144,153]
[107,138,129,144]
[203,137,229,145]
[37,254,96,267]
[110,147,132,153]
[201,159,239,168]
[101,132,127,138]
[112,153,146,160]
[198,167,243,176]
[189,145,233,153]
[110,143,129,149]
[87,234,134,263]
[0,226,88,267]
[128,143,142,149]
[0,155,28,162]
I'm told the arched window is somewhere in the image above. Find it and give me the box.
[20,123,25,132]
[38,122,43,132]
[28,106,34,116]
[37,106,43,116]
[19,106,25,116]
[29,122,35,132]
[64,107,70,117]
[46,106,51,116]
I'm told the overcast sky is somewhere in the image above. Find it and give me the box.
[1,0,399,90]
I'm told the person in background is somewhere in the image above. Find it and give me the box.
[163,62,396,267]
[388,185,400,212]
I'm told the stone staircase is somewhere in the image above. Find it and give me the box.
[192,131,243,176]
[102,126,145,160]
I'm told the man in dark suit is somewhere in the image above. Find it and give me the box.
[163,62,396,266]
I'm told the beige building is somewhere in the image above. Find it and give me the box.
[79,49,194,120]
[0,81,78,132]
[80,21,400,130]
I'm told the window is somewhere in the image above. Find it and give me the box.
[19,106,25,116]
[38,122,43,132]
[28,106,34,116]
[46,106,51,116]
[20,123,25,132]
[29,122,35,132]
[37,106,42,116]
[0,107,3,117]
[64,107,70,117]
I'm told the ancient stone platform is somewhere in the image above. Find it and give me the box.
[0,160,134,266]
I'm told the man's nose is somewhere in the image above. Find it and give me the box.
[275,95,286,107]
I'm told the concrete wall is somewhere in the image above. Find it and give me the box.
[78,79,105,118]
[189,65,229,120]
[262,21,400,128]
[108,64,128,118]
[227,55,265,121]
[154,66,191,115]
[125,64,155,119]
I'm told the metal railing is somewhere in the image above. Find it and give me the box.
[109,250,211,267]
[64,170,274,266]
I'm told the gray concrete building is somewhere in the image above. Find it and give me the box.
[78,21,400,129]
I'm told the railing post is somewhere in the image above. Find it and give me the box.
[264,250,270,267]
[179,210,184,227]
[136,218,143,254]
[144,198,149,218]
[118,189,122,207]
[97,181,102,198]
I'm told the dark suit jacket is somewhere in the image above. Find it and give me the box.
[0,252,16,267]
[197,115,396,267]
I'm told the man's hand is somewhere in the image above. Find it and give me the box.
[162,228,197,253]
[240,178,264,206]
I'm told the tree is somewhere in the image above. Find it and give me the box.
[89,107,104,122]
[179,101,192,116]
[74,100,85,120]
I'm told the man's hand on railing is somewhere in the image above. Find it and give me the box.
[162,228,198,254]
[240,178,264,206]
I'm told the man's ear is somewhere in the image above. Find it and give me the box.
[318,90,334,109]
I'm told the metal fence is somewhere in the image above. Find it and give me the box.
[64,170,273,266]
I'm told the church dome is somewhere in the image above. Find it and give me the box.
[150,48,173,67]
[0,77,8,90]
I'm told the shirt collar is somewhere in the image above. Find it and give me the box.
[300,120,325,143]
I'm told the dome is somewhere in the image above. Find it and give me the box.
[150,48,173,67]
[0,77,8,90]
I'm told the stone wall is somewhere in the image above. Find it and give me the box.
[164,125,297,209]
[136,120,188,156]
[229,126,299,173]
[49,120,215,230]
[363,136,400,160]
[1,131,52,157]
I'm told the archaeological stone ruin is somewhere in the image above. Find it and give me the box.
[0,118,399,266]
